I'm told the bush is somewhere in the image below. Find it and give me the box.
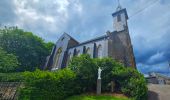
[0,72,24,82]
[94,58,124,91]
[69,55,147,100]
[18,55,147,100]
[68,55,98,92]
[19,69,79,100]
[115,68,148,100]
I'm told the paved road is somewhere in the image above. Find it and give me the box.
[148,84,170,100]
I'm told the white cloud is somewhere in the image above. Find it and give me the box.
[1,0,170,75]
[11,0,83,41]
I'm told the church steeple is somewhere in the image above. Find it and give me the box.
[112,0,128,32]
[116,0,122,11]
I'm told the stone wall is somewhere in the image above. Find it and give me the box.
[0,82,21,100]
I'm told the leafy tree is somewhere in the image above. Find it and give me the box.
[68,55,147,100]
[68,54,98,92]
[0,26,54,71]
[45,42,54,53]
[0,48,19,72]
[15,54,147,100]
[94,58,124,91]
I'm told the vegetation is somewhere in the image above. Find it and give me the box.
[19,69,79,100]
[68,55,148,100]
[114,68,148,100]
[0,26,54,71]
[0,52,147,100]
[66,94,131,100]
[0,48,19,73]
[68,55,97,92]
[0,72,24,82]
[0,26,147,100]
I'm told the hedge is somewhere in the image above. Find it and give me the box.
[19,69,80,100]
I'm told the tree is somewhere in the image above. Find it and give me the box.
[0,26,54,71]
[68,54,147,100]
[0,48,19,73]
[68,54,98,92]
[94,58,124,91]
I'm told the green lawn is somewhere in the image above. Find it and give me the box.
[65,95,131,100]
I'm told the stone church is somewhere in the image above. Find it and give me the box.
[44,5,136,70]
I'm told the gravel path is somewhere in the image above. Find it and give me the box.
[148,84,170,100]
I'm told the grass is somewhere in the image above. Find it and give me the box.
[65,94,131,100]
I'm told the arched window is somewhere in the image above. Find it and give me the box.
[73,49,81,56]
[85,47,90,55]
[53,48,62,68]
[73,49,77,56]
[97,45,102,58]
[77,50,81,56]
[66,53,71,66]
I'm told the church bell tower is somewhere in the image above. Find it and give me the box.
[112,0,129,32]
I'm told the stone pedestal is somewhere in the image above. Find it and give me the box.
[97,79,101,95]
[111,81,115,92]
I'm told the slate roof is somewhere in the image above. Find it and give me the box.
[68,34,109,49]
[112,8,128,19]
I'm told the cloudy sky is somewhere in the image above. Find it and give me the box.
[0,0,170,75]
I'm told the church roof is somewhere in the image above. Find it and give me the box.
[112,8,128,19]
[64,33,79,44]
[69,35,108,49]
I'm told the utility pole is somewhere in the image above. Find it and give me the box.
[168,61,170,75]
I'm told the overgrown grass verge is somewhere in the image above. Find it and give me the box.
[65,94,131,100]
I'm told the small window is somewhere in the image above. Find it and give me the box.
[117,14,121,22]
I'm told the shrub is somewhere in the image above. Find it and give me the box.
[115,68,148,100]
[94,58,124,91]
[19,69,79,100]
[69,55,147,100]
[18,55,147,100]
[68,54,98,92]
[0,72,24,82]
